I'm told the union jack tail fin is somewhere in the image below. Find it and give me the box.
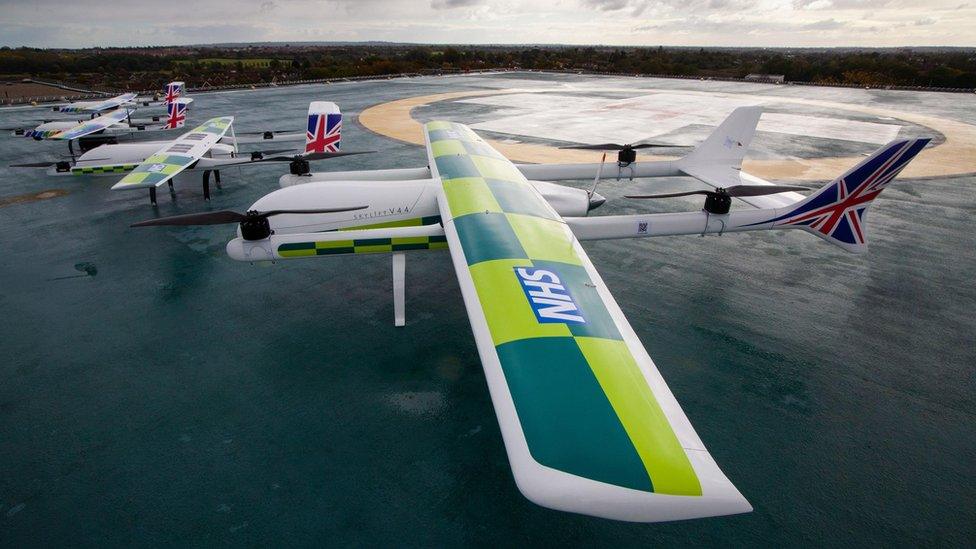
[680,106,762,170]
[163,81,184,105]
[769,138,930,253]
[305,101,341,153]
[163,99,189,129]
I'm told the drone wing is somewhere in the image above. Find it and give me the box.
[425,121,751,522]
[58,92,139,114]
[111,117,234,191]
[46,109,132,141]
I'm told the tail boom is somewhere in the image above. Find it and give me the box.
[568,138,930,253]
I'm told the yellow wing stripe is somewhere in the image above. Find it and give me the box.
[577,337,702,495]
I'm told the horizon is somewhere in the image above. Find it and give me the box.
[2,0,974,49]
[5,42,976,51]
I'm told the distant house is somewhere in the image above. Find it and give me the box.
[744,73,785,84]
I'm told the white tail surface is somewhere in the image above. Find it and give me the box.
[679,106,762,169]
[305,101,341,153]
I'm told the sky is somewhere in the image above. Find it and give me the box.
[0,0,973,48]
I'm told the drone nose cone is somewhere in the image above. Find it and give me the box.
[588,192,607,212]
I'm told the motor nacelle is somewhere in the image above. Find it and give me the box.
[290,159,311,176]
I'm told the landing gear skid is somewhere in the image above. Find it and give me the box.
[202,170,222,201]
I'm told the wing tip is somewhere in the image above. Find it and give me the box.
[510,464,752,523]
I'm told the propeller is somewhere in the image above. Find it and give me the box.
[10,161,66,168]
[626,185,810,200]
[626,185,810,214]
[561,142,681,151]
[242,148,301,161]
[240,150,375,176]
[237,130,297,135]
[253,151,372,163]
[132,205,369,241]
[560,142,689,166]
[10,158,111,168]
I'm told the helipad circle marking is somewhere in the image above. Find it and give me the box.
[359,87,976,181]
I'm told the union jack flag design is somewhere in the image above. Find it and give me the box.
[756,138,929,247]
[164,83,183,105]
[305,113,341,153]
[164,101,187,130]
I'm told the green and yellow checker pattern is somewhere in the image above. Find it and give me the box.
[114,152,193,188]
[72,164,139,175]
[277,235,448,257]
[113,117,233,189]
[428,121,701,496]
[192,116,233,135]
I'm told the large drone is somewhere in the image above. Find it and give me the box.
[135,107,929,522]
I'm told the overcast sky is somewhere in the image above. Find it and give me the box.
[0,0,972,48]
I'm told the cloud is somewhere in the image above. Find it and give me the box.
[0,0,969,48]
[801,18,847,29]
[582,0,755,11]
[792,0,910,8]
[796,0,833,8]
[579,0,631,10]
[431,0,482,8]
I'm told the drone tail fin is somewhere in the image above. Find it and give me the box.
[164,81,184,105]
[163,99,189,130]
[767,138,930,253]
[305,101,341,154]
[680,106,762,170]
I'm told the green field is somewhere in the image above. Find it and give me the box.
[173,58,292,68]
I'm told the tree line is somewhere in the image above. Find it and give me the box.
[1,45,973,90]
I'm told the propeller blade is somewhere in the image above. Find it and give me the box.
[131,210,246,227]
[303,150,373,161]
[253,148,297,156]
[12,157,110,167]
[560,142,682,151]
[627,185,809,200]
[629,143,689,149]
[57,156,112,162]
[625,190,713,199]
[258,151,374,162]
[237,130,298,135]
[560,143,626,151]
[724,185,810,197]
[131,205,369,228]
[244,148,300,160]
[10,161,58,168]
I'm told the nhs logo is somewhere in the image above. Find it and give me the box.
[514,267,586,325]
